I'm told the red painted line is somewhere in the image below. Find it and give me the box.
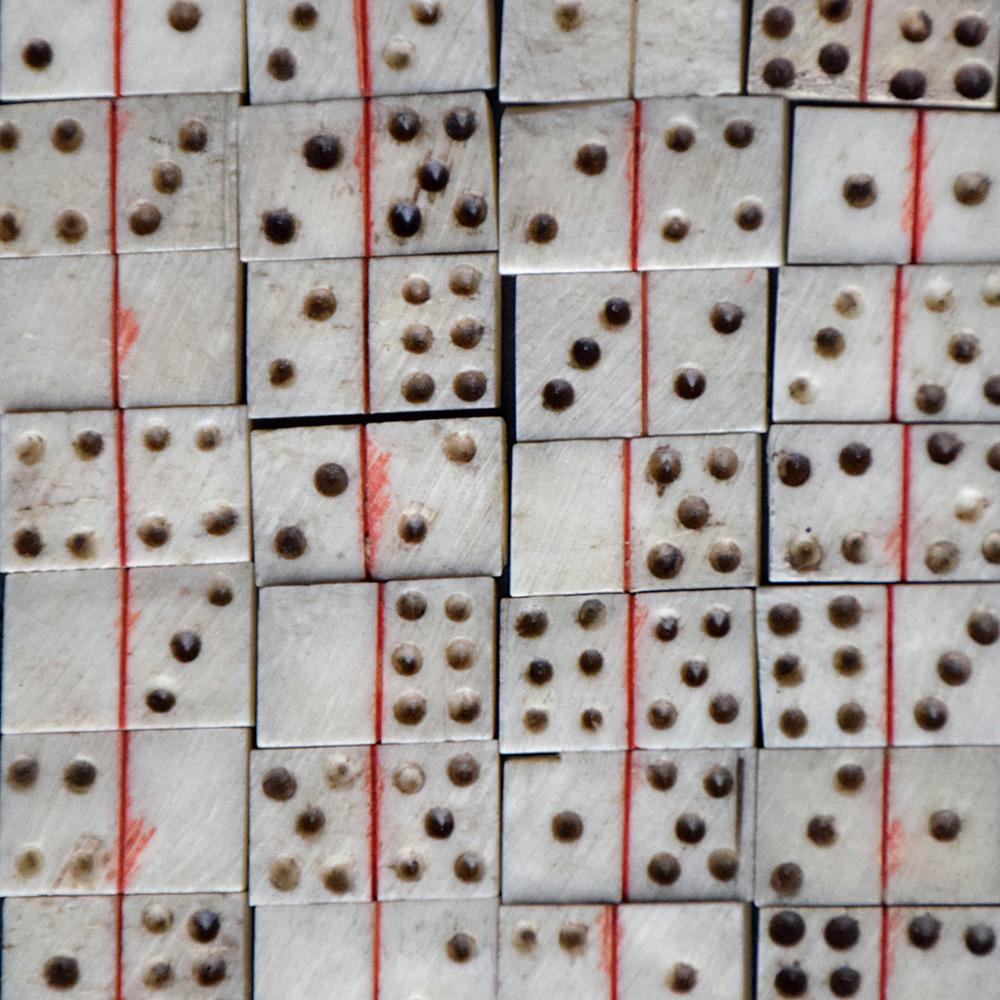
[374,582,385,742]
[859,0,875,102]
[360,100,374,259]
[900,425,911,580]
[621,440,632,592]
[371,900,381,1000]
[885,587,895,747]
[115,410,128,569]
[113,0,123,97]
[116,731,130,895]
[368,745,380,900]
[358,426,372,579]
[360,259,371,412]
[620,753,632,902]
[114,891,124,999]
[908,111,928,264]
[639,272,649,435]
[880,750,892,899]
[352,0,372,97]
[625,597,637,750]
[889,267,905,421]
[628,100,642,272]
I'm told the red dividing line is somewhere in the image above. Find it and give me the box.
[900,425,911,580]
[625,597,637,750]
[620,752,632,902]
[909,111,928,264]
[639,272,649,434]
[360,100,374,259]
[889,267,905,421]
[879,750,892,894]
[368,745,380,900]
[371,900,382,1000]
[884,587,895,747]
[609,905,621,1000]
[360,259,371,411]
[859,0,875,102]
[352,0,372,97]
[621,440,632,591]
[374,582,385,742]
[113,0,123,97]
[629,100,642,272]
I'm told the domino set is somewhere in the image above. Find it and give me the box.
[1,1,999,998]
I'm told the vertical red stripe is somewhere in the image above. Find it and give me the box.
[889,267,904,421]
[352,0,372,97]
[625,597,637,750]
[885,587,895,747]
[880,750,892,895]
[374,582,384,742]
[859,0,875,102]
[909,111,927,264]
[114,892,124,999]
[360,259,371,411]
[113,0,123,97]
[900,425,911,580]
[359,426,372,579]
[360,100,374,259]
[621,440,632,592]
[629,101,642,272]
[368,745,380,900]
[620,753,632,902]
[639,272,649,435]
[371,901,381,1000]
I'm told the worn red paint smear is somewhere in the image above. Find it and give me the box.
[116,306,140,366]
[629,100,643,272]
[879,905,901,1000]
[364,446,392,573]
[596,905,617,990]
[113,734,157,893]
[906,111,929,263]
[858,0,875,102]
[621,440,632,591]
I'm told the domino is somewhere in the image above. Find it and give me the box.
[626,749,755,902]
[637,96,786,269]
[1,895,117,998]
[499,593,629,753]
[755,748,883,906]
[756,585,889,747]
[123,405,251,568]
[892,583,1000,745]
[767,423,904,583]
[771,265,896,423]
[377,741,500,901]
[250,745,372,904]
[1,409,120,573]
[115,93,239,253]
[0,99,111,259]
[368,252,499,413]
[906,424,1000,582]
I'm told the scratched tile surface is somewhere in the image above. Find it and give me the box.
[1,2,999,998]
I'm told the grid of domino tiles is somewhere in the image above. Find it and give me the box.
[1,2,1000,998]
